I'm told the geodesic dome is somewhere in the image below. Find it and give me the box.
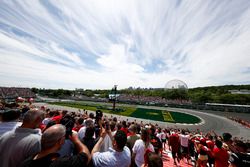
[165,79,188,89]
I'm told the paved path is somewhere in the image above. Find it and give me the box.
[35,102,250,139]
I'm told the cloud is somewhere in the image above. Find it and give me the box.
[0,0,250,89]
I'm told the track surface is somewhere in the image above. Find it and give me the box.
[35,102,250,139]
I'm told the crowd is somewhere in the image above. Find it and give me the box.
[117,94,192,105]
[0,87,35,99]
[0,102,250,167]
[227,116,250,129]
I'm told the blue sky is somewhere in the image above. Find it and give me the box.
[0,0,250,89]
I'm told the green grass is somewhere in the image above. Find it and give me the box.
[129,108,200,123]
[170,111,201,123]
[130,108,164,121]
[49,101,201,124]
[49,101,135,116]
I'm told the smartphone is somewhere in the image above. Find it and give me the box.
[105,122,110,131]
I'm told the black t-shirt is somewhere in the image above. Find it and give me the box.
[21,152,88,167]
[229,152,250,167]
[82,137,97,153]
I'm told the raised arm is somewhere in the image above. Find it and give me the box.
[91,127,107,156]
[70,131,91,163]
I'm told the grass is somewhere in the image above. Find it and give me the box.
[49,101,135,116]
[49,101,201,124]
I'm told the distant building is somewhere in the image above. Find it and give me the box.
[229,89,250,94]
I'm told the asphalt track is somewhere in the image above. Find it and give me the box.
[35,102,250,139]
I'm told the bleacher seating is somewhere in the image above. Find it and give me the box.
[0,87,36,99]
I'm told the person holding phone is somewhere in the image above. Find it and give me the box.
[99,120,113,152]
[92,128,131,167]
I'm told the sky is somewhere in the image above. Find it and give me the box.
[0,0,250,90]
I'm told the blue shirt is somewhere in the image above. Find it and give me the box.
[92,146,131,167]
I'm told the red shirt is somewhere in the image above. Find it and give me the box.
[213,147,229,167]
[52,115,62,124]
[73,125,83,132]
[206,140,215,150]
[121,127,128,136]
[169,134,180,152]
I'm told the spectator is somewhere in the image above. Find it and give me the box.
[132,128,154,167]
[121,120,129,136]
[42,110,53,126]
[21,124,90,167]
[157,128,167,151]
[57,114,75,157]
[0,110,43,167]
[150,127,162,156]
[99,120,113,152]
[51,110,62,123]
[222,133,236,152]
[42,120,56,133]
[110,121,117,136]
[72,117,84,132]
[179,130,190,163]
[144,152,163,167]
[169,131,181,165]
[195,138,210,167]
[92,129,131,167]
[229,140,250,167]
[127,124,140,151]
[81,125,97,152]
[213,140,229,167]
[127,124,140,167]
[0,109,21,136]
[206,135,215,167]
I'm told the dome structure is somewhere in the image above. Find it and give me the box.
[165,79,188,89]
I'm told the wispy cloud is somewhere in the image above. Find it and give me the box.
[0,0,250,89]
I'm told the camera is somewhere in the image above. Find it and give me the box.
[95,110,103,121]
[60,115,75,139]
[105,121,110,131]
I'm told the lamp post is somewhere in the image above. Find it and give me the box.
[112,85,117,111]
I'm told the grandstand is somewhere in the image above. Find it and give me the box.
[205,103,250,112]
[0,87,36,100]
[117,94,192,105]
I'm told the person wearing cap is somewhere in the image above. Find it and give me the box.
[0,110,44,167]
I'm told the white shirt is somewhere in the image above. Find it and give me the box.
[78,126,86,140]
[0,121,22,137]
[132,139,154,167]
[161,132,167,139]
[180,134,190,147]
[100,135,113,152]
[42,118,51,125]
[92,146,131,167]
[156,132,166,141]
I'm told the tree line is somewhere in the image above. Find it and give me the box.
[32,84,250,105]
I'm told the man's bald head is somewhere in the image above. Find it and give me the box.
[23,109,44,124]
[21,109,44,129]
[41,124,66,150]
